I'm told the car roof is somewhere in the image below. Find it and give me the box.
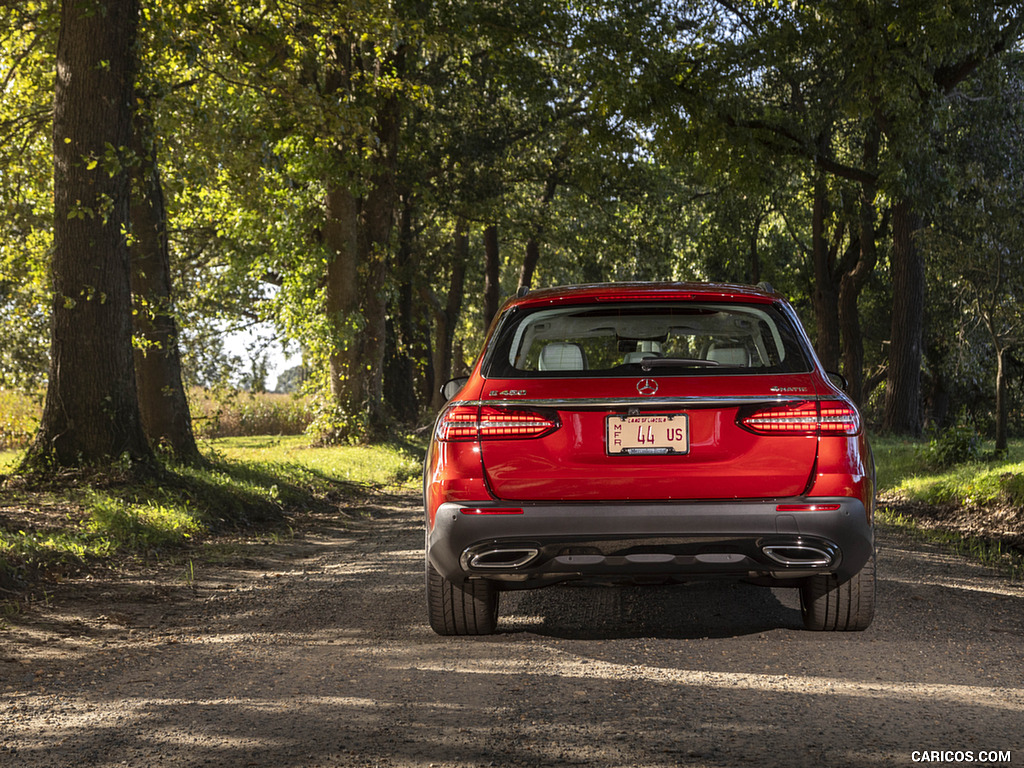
[508,282,782,309]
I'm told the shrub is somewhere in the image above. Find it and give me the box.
[189,388,312,438]
[924,415,981,469]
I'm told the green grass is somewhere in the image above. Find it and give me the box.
[873,435,1024,508]
[872,435,1024,581]
[203,434,423,490]
[0,434,426,599]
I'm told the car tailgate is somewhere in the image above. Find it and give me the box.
[478,375,820,502]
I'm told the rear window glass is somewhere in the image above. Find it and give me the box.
[484,302,811,378]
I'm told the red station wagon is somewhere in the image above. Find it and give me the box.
[424,282,876,635]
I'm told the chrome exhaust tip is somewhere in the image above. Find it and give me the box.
[762,543,835,567]
[466,547,540,569]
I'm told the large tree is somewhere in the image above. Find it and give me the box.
[650,0,1023,433]
[22,0,151,469]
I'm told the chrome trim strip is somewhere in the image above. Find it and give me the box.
[459,395,819,409]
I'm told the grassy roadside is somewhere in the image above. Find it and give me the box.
[873,436,1024,580]
[0,436,424,606]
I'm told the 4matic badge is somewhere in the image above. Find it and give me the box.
[637,378,659,396]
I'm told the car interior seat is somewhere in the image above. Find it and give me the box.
[705,343,751,366]
[538,342,587,371]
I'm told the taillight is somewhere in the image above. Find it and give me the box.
[817,402,861,434]
[739,400,860,436]
[436,404,561,442]
[435,405,480,441]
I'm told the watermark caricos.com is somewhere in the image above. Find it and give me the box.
[911,751,1012,764]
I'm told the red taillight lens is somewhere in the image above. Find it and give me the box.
[436,405,561,442]
[435,405,480,441]
[478,406,559,439]
[740,400,860,436]
[817,402,861,434]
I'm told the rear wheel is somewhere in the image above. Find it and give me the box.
[426,559,499,635]
[800,549,875,631]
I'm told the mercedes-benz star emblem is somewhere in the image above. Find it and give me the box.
[637,378,658,396]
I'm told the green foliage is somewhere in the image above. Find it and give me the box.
[0,389,40,450]
[924,414,982,470]
[0,5,58,391]
[189,388,312,439]
[2,0,1024,449]
[875,436,1024,509]
[876,506,1024,581]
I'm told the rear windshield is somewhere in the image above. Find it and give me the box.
[484,301,812,378]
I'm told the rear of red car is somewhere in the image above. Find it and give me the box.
[425,283,875,635]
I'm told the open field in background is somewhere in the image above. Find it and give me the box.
[0,390,40,452]
[0,388,314,453]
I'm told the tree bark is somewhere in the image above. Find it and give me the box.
[320,40,404,442]
[517,168,560,291]
[994,345,1008,454]
[483,224,500,331]
[810,176,841,371]
[356,72,402,437]
[519,237,541,292]
[129,100,200,462]
[324,180,361,418]
[882,199,925,435]
[838,126,881,407]
[383,192,419,423]
[24,0,151,470]
[428,226,468,412]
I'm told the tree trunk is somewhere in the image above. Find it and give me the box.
[994,345,1008,455]
[383,192,419,423]
[428,227,468,412]
[320,42,404,442]
[324,181,361,422]
[517,168,560,291]
[483,224,500,331]
[357,91,401,437]
[882,199,925,435]
[838,127,881,407]
[810,177,841,371]
[24,0,151,470]
[838,231,871,406]
[519,237,541,292]
[129,100,200,462]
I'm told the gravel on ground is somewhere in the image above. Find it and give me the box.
[2,491,1023,767]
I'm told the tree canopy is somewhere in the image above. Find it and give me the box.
[2,0,1023,464]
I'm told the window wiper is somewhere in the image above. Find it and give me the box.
[640,358,720,371]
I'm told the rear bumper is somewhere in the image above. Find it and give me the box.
[426,498,874,588]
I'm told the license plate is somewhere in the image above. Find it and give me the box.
[606,414,689,455]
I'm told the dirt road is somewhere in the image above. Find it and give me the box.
[2,492,1023,767]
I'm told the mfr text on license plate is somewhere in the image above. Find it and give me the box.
[606,413,689,455]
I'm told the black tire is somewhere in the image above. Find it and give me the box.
[426,559,499,635]
[800,549,876,631]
